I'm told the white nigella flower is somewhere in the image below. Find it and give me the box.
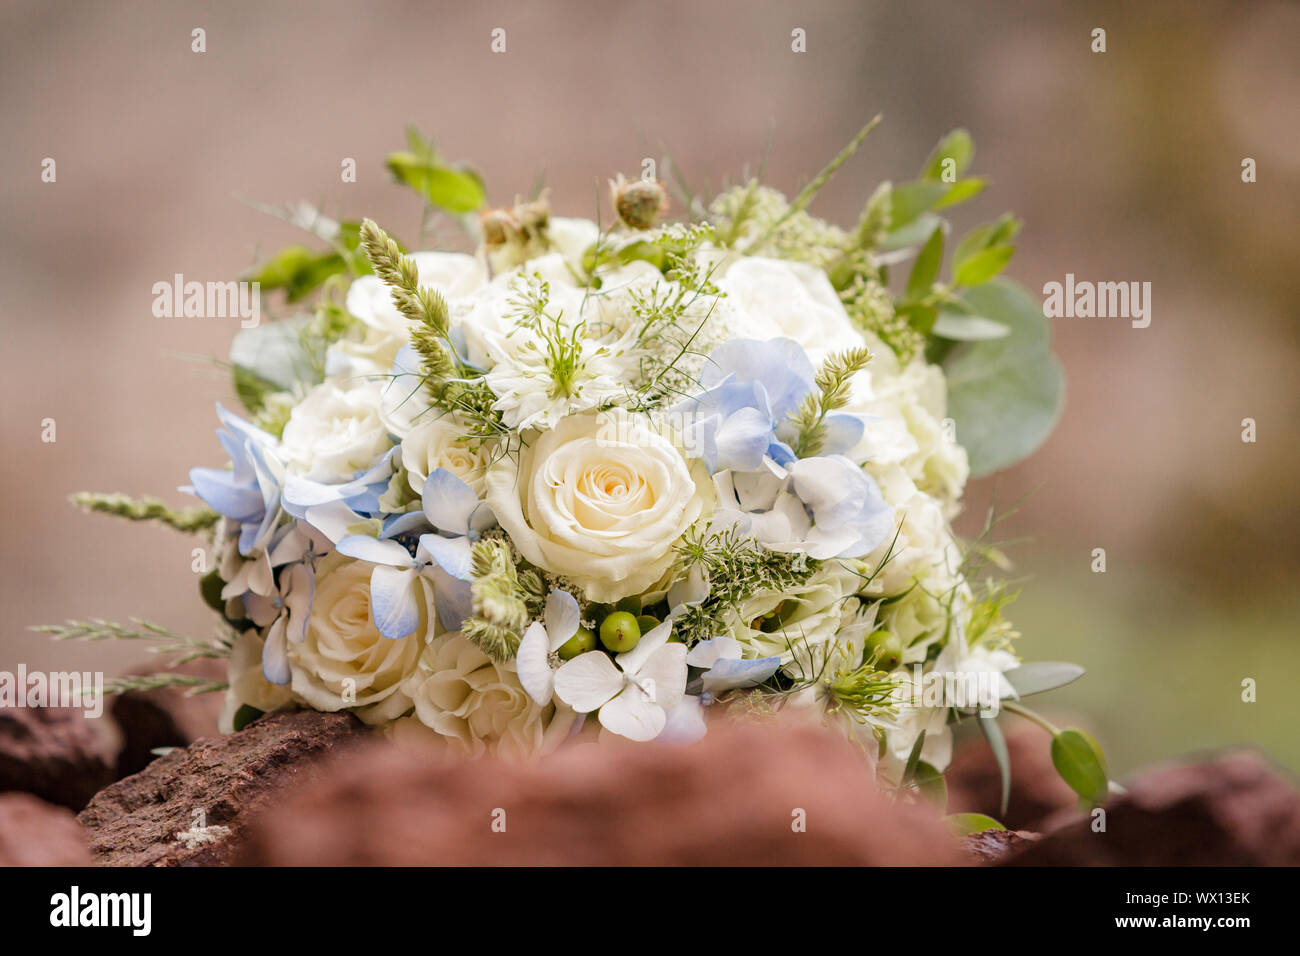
[552,620,687,741]
[483,326,633,432]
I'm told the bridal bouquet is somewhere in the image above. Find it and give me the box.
[45,122,1112,816]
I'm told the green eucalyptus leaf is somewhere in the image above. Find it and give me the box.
[978,715,1012,817]
[1051,729,1110,804]
[229,315,317,393]
[1005,661,1086,697]
[933,311,1010,341]
[947,812,1006,835]
[943,279,1064,476]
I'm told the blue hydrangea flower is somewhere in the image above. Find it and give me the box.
[673,338,865,472]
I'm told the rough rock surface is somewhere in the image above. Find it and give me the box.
[78,709,367,866]
[241,718,965,866]
[0,792,94,865]
[110,657,225,777]
[0,705,116,810]
[963,828,1040,863]
[945,723,1079,830]
[1006,751,1300,865]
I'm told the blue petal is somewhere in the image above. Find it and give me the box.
[700,338,814,419]
[337,534,413,568]
[261,618,291,685]
[369,565,420,639]
[704,656,781,694]
[418,533,473,580]
[433,573,473,631]
[381,510,431,539]
[188,467,264,521]
[421,469,480,536]
[715,406,775,473]
[820,413,865,457]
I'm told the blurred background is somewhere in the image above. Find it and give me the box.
[1,0,1296,777]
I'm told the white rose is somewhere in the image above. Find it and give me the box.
[860,465,964,598]
[218,630,293,733]
[726,562,865,675]
[399,417,490,498]
[287,554,426,724]
[486,409,712,602]
[279,380,393,483]
[718,256,865,364]
[845,362,969,508]
[397,632,579,760]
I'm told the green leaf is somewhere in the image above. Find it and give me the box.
[922,128,974,182]
[978,715,1012,816]
[914,760,948,811]
[582,238,666,277]
[943,278,1065,476]
[897,302,938,336]
[947,812,1006,836]
[246,246,348,302]
[229,315,318,393]
[888,182,948,231]
[932,311,1010,341]
[386,151,486,214]
[232,704,263,732]
[1005,661,1086,697]
[232,364,279,415]
[932,176,987,209]
[954,244,1015,287]
[903,730,927,783]
[881,212,943,252]
[905,225,944,300]
[1051,729,1110,804]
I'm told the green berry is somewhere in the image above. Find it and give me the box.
[200,570,227,613]
[636,614,661,634]
[865,629,903,670]
[599,611,641,653]
[557,626,597,661]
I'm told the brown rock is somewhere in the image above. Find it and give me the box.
[0,792,93,865]
[78,709,368,866]
[0,706,116,810]
[1006,750,1300,866]
[242,718,965,866]
[945,723,1078,830]
[110,657,225,777]
[963,828,1040,864]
